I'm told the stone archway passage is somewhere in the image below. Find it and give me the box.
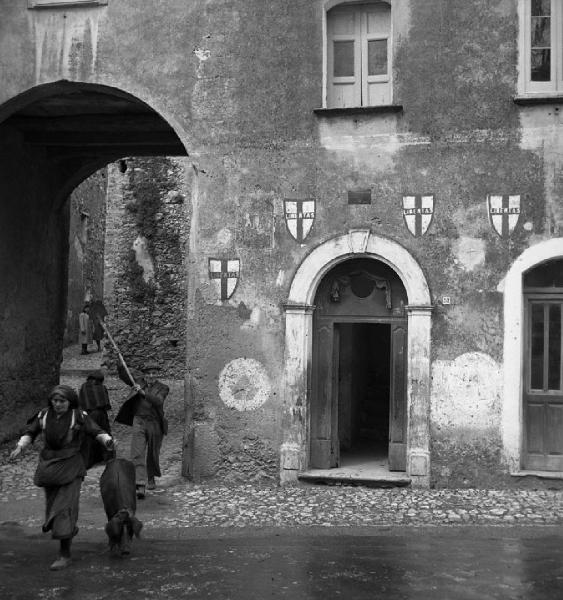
[280,230,433,487]
[0,81,188,441]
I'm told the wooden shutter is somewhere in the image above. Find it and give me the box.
[310,321,339,468]
[327,7,362,108]
[362,4,392,105]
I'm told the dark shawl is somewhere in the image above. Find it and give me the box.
[78,372,111,411]
[100,458,137,519]
[115,363,168,433]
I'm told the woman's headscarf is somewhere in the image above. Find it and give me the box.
[48,384,79,408]
[86,370,105,382]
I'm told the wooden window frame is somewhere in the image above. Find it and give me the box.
[519,0,563,95]
[324,1,393,109]
[525,292,563,395]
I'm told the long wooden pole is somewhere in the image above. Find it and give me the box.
[96,318,137,386]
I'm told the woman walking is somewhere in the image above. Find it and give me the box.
[10,384,114,570]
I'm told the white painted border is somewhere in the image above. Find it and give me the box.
[499,238,563,470]
[280,230,433,485]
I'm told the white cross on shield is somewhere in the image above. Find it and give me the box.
[402,195,434,237]
[209,258,240,300]
[487,195,521,238]
[284,199,315,243]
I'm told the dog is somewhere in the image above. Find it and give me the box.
[99,458,143,556]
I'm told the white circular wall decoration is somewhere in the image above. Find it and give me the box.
[218,358,271,411]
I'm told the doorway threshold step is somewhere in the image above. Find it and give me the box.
[298,470,411,489]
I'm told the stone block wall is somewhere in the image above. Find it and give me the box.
[103,157,189,378]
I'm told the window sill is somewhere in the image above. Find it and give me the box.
[511,470,563,480]
[514,94,563,106]
[313,105,403,117]
[28,0,107,8]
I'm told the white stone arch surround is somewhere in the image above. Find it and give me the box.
[499,238,563,471]
[280,230,433,486]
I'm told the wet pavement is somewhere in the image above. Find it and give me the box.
[2,525,563,599]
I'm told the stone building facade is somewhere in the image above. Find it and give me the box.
[1,1,563,489]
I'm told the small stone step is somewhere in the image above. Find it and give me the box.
[298,472,411,489]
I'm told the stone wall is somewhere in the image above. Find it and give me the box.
[0,126,69,441]
[103,157,189,378]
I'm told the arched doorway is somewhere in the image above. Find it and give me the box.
[0,81,189,440]
[522,258,563,470]
[310,257,408,472]
[280,230,433,487]
[500,239,563,473]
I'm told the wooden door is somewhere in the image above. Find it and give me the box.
[388,323,407,470]
[310,321,340,468]
[524,297,563,471]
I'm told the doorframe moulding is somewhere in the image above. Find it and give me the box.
[498,237,563,473]
[280,230,433,487]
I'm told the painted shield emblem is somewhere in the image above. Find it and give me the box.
[402,195,434,237]
[209,258,240,300]
[284,199,315,243]
[487,195,521,237]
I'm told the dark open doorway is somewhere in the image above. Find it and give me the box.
[306,257,409,485]
[338,323,390,465]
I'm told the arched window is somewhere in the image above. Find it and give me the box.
[326,2,392,108]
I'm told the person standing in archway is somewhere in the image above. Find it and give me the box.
[116,361,169,499]
[78,305,92,355]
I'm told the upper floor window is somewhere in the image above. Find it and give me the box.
[520,0,563,94]
[326,2,392,108]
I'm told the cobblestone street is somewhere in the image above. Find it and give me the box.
[2,345,563,533]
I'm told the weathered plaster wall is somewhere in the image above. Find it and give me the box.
[431,352,503,487]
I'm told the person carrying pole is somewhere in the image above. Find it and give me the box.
[94,317,169,499]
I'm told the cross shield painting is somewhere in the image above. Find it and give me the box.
[209,258,240,300]
[402,195,434,237]
[284,199,315,243]
[487,195,520,237]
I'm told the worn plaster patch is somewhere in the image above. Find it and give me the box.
[240,307,262,330]
[132,235,155,282]
[193,47,211,61]
[33,7,103,83]
[218,358,271,411]
[215,228,233,247]
[431,352,501,436]
[453,236,485,271]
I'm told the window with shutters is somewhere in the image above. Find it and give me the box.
[519,0,563,95]
[326,2,392,108]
